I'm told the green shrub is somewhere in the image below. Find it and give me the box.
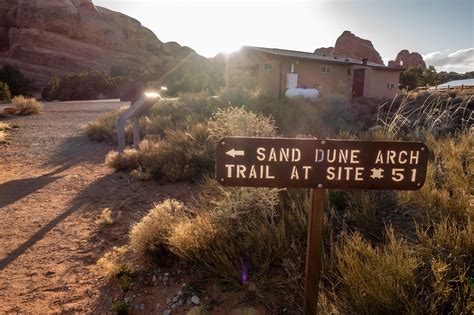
[0,81,11,101]
[42,71,125,101]
[111,299,129,315]
[0,65,33,96]
[12,96,43,115]
[41,76,60,101]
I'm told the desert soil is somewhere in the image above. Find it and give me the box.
[0,100,202,313]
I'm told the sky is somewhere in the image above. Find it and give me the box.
[95,0,473,73]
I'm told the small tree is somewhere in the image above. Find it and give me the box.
[0,65,33,96]
[42,76,60,101]
[0,81,11,102]
[400,66,425,90]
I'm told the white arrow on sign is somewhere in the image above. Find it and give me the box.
[226,148,245,158]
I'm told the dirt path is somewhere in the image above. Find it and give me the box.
[0,101,193,313]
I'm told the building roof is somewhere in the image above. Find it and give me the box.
[243,46,404,71]
[437,78,474,87]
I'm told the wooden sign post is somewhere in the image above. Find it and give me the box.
[215,137,429,314]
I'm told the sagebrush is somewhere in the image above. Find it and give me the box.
[12,96,43,115]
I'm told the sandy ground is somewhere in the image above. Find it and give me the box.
[0,100,197,313]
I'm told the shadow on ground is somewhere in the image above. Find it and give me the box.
[0,165,69,209]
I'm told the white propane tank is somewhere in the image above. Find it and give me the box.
[285,88,320,99]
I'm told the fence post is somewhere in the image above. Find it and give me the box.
[304,189,326,315]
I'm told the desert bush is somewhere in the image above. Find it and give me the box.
[208,106,278,142]
[219,89,358,137]
[85,106,129,142]
[144,92,217,136]
[397,133,472,222]
[105,149,140,171]
[85,94,217,143]
[136,124,213,182]
[415,219,473,314]
[12,96,43,115]
[105,106,279,183]
[129,199,187,254]
[334,228,419,314]
[42,71,124,101]
[168,179,308,305]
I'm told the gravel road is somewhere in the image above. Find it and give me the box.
[0,100,192,312]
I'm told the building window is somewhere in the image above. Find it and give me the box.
[387,83,396,89]
[263,63,272,71]
[321,66,332,73]
[347,68,351,75]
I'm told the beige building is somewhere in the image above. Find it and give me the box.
[228,46,403,99]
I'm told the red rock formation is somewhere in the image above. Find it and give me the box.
[388,50,426,69]
[0,0,198,88]
[314,31,384,65]
[313,47,333,55]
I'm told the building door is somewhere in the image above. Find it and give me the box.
[352,69,365,97]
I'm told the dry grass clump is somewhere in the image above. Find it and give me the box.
[334,228,419,314]
[137,125,213,183]
[415,219,473,314]
[0,122,10,143]
[0,122,10,130]
[129,199,187,254]
[97,246,133,291]
[0,130,6,143]
[100,208,114,225]
[377,93,472,137]
[208,106,278,142]
[12,96,43,115]
[85,106,129,142]
[398,133,472,222]
[105,148,140,171]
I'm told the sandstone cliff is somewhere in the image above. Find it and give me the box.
[0,0,198,88]
[314,31,384,65]
[388,49,426,69]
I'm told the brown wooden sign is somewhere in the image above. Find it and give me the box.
[216,137,429,190]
